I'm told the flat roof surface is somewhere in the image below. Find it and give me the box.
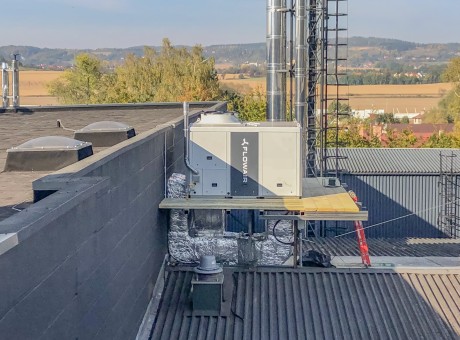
[149,266,460,340]
[0,103,219,221]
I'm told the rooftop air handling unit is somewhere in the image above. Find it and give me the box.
[185,109,302,198]
[4,136,93,171]
[73,121,135,147]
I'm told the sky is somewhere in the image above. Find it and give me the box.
[2,0,460,49]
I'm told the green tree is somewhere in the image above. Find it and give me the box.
[431,57,460,121]
[423,133,460,148]
[234,87,267,122]
[401,116,409,124]
[327,123,381,148]
[221,90,242,112]
[387,129,418,148]
[375,113,400,124]
[48,39,220,104]
[442,57,460,86]
[48,53,105,104]
[105,41,220,103]
[328,100,351,118]
[438,89,460,120]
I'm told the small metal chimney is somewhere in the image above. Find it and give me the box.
[191,255,223,316]
[12,54,20,108]
[1,62,8,108]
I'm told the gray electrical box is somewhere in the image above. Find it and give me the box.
[188,112,302,197]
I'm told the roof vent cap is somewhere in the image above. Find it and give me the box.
[194,255,222,275]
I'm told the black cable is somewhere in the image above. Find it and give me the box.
[272,213,295,245]
[232,309,244,322]
[231,273,245,322]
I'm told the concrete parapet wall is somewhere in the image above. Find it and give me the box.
[0,102,226,339]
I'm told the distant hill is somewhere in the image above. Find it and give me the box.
[347,37,460,68]
[1,37,459,68]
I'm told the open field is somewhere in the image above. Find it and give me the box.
[220,77,452,112]
[14,70,61,106]
[11,71,453,111]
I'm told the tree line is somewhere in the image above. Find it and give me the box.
[48,39,220,104]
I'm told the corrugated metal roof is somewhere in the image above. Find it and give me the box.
[304,238,460,257]
[328,148,460,174]
[330,175,447,238]
[150,267,460,340]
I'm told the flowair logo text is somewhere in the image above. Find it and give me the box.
[241,138,249,183]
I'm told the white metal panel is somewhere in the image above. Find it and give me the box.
[260,131,301,196]
[202,169,228,195]
[190,131,228,170]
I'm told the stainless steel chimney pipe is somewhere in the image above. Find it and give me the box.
[1,63,9,108]
[266,0,287,121]
[12,55,19,108]
[294,0,307,128]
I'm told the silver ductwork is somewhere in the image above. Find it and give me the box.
[266,0,308,175]
[167,173,292,266]
[266,0,287,121]
[266,0,308,124]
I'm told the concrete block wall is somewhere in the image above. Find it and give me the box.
[0,103,226,340]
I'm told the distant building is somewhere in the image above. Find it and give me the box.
[387,123,454,143]
[364,123,454,146]
[409,113,423,124]
[352,109,384,119]
[393,112,421,121]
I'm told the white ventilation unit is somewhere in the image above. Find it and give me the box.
[188,112,302,197]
